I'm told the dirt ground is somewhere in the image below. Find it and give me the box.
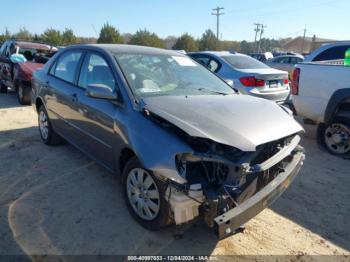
[0,92,349,259]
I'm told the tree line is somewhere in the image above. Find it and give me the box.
[0,23,286,54]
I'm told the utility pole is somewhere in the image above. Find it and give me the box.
[258,24,266,53]
[212,7,225,40]
[301,28,307,53]
[254,23,261,52]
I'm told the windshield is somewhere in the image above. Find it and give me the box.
[114,53,235,98]
[222,55,269,69]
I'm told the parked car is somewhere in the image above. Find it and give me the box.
[32,44,305,238]
[188,51,290,103]
[249,52,273,62]
[0,40,57,104]
[304,41,350,62]
[265,55,304,76]
[292,59,350,157]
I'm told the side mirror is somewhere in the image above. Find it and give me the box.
[224,79,234,88]
[86,84,118,100]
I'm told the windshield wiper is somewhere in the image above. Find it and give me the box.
[197,87,230,96]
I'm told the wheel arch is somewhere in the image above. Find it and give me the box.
[119,147,136,174]
[324,88,350,124]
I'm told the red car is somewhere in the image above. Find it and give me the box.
[0,40,57,104]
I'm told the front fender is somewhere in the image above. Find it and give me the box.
[123,111,193,184]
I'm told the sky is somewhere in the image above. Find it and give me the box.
[2,0,349,41]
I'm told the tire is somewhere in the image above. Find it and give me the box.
[0,82,7,93]
[317,117,350,157]
[122,156,172,230]
[17,82,31,105]
[38,105,63,145]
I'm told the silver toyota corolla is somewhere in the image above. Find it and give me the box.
[32,44,305,239]
[188,51,291,103]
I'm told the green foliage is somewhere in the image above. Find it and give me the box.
[173,33,198,52]
[14,27,32,41]
[0,29,11,43]
[62,28,77,45]
[217,40,241,52]
[129,29,164,48]
[239,40,255,54]
[41,28,62,46]
[97,23,123,44]
[199,29,217,51]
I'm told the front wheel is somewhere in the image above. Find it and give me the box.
[122,156,172,230]
[38,105,63,145]
[17,83,31,105]
[317,117,350,157]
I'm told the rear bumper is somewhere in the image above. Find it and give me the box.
[214,150,305,239]
[249,89,291,102]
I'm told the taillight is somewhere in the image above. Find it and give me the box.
[239,76,265,87]
[291,68,300,95]
[283,78,289,85]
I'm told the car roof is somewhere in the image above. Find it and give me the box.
[188,51,245,58]
[13,41,55,50]
[274,55,304,58]
[66,44,185,56]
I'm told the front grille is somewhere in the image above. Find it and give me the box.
[251,134,296,165]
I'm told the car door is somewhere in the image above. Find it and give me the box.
[0,42,8,82]
[73,51,119,170]
[0,42,14,87]
[45,49,84,143]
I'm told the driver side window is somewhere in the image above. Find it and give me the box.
[78,53,115,90]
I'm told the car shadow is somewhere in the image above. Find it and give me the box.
[0,126,219,256]
[0,91,27,109]
[270,132,350,252]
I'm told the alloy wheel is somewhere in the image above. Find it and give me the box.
[126,168,160,221]
[39,110,49,140]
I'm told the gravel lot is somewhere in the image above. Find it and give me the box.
[0,92,349,258]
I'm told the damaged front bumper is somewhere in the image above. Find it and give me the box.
[214,149,305,239]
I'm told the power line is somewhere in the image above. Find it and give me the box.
[212,7,224,40]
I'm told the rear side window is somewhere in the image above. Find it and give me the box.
[222,55,269,69]
[78,53,115,90]
[290,57,303,64]
[191,56,210,67]
[313,45,350,61]
[52,51,83,83]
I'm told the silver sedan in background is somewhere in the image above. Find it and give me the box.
[188,51,290,103]
[265,55,304,77]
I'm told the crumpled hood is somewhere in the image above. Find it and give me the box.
[15,62,44,81]
[143,94,303,151]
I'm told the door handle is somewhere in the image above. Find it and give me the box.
[71,93,78,102]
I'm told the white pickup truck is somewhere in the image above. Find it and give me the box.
[291,60,350,157]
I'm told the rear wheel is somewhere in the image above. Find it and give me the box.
[38,105,63,145]
[0,82,7,93]
[317,117,350,157]
[17,82,31,105]
[122,156,172,230]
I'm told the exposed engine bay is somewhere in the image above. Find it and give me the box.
[167,131,303,234]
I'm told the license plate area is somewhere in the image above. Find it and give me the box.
[269,80,279,88]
